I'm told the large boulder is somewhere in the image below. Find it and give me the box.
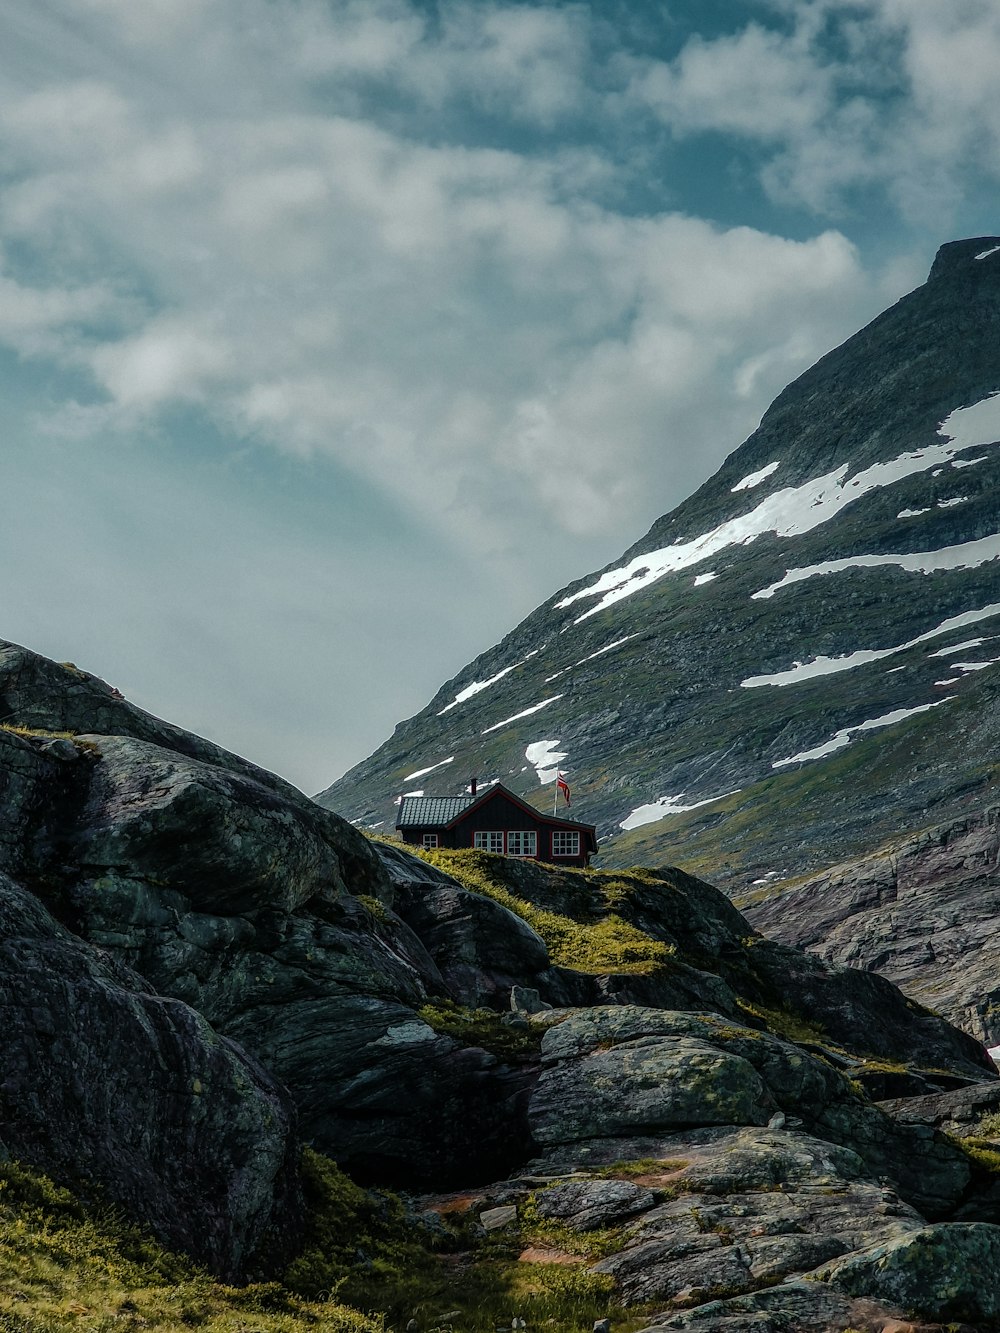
[528,1007,975,1217]
[0,869,299,1279]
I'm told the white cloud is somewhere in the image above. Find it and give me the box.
[627,0,1000,220]
[0,0,996,788]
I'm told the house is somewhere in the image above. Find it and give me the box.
[396,780,598,867]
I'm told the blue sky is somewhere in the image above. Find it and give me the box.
[2,0,999,792]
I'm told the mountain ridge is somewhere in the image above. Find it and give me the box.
[317,236,1000,892]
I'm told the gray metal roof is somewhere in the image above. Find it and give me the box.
[397,794,476,827]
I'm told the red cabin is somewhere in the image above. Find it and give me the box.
[396,782,597,867]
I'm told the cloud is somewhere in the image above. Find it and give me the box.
[0,0,993,786]
[625,0,1000,221]
[0,4,886,576]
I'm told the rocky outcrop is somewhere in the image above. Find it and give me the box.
[741,805,1000,1044]
[527,1006,975,1219]
[0,867,299,1279]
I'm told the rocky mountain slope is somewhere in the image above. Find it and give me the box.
[10,639,1000,1327]
[741,804,1000,1046]
[318,237,1000,893]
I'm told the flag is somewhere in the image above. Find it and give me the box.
[557,773,571,806]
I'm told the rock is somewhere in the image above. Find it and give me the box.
[0,868,300,1279]
[511,985,552,1013]
[743,806,1000,1047]
[480,1204,518,1230]
[818,1221,1000,1322]
[534,1178,656,1230]
[391,877,550,1007]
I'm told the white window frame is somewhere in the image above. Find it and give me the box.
[422,833,439,849]
[551,830,580,858]
[474,830,505,854]
[507,830,537,858]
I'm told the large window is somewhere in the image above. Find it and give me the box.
[422,833,439,849]
[507,830,537,858]
[474,830,505,854]
[551,831,580,858]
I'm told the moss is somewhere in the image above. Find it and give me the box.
[355,894,389,924]
[518,1194,625,1261]
[0,724,99,757]
[593,1158,688,1179]
[974,1111,1000,1139]
[285,1150,622,1329]
[734,997,828,1046]
[415,999,545,1061]
[421,849,671,974]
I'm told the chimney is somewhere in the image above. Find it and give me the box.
[470,776,478,795]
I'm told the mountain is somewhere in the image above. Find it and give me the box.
[317,237,1000,892]
[11,638,1000,1329]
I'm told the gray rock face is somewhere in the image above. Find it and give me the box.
[820,1221,1000,1322]
[742,805,1000,1046]
[528,1007,976,1219]
[0,868,299,1279]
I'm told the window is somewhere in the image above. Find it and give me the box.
[551,831,580,858]
[507,830,537,858]
[422,833,439,849]
[474,830,505,854]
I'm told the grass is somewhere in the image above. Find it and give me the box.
[420,849,671,975]
[415,999,546,1061]
[0,1158,382,1333]
[0,724,99,757]
[0,1152,629,1333]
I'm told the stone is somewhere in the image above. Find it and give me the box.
[480,1204,518,1230]
[819,1221,1000,1322]
[0,868,300,1279]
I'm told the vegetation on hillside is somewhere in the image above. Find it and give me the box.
[420,848,672,974]
[0,1152,634,1333]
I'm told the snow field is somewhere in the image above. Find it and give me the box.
[555,393,1000,625]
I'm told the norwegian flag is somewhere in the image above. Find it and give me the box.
[556,773,571,806]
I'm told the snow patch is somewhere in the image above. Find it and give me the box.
[481,696,562,734]
[928,638,985,657]
[953,456,988,468]
[544,635,637,683]
[742,601,1000,688]
[395,789,424,804]
[555,393,1000,624]
[438,651,539,714]
[403,756,455,782]
[525,739,567,785]
[897,507,931,518]
[951,655,1000,673]
[620,788,741,831]
[772,698,955,768]
[752,533,1000,600]
[938,496,969,508]
[732,461,779,492]
[694,572,718,586]
[975,246,1000,261]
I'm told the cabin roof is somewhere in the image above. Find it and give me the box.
[396,794,475,827]
[396,782,596,838]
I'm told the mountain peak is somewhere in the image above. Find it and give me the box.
[928,235,1000,281]
[320,241,1000,894]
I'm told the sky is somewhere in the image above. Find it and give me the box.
[2,0,999,795]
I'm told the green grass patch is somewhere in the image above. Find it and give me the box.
[0,1152,630,1333]
[0,1157,382,1333]
[415,999,545,1061]
[421,849,671,974]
